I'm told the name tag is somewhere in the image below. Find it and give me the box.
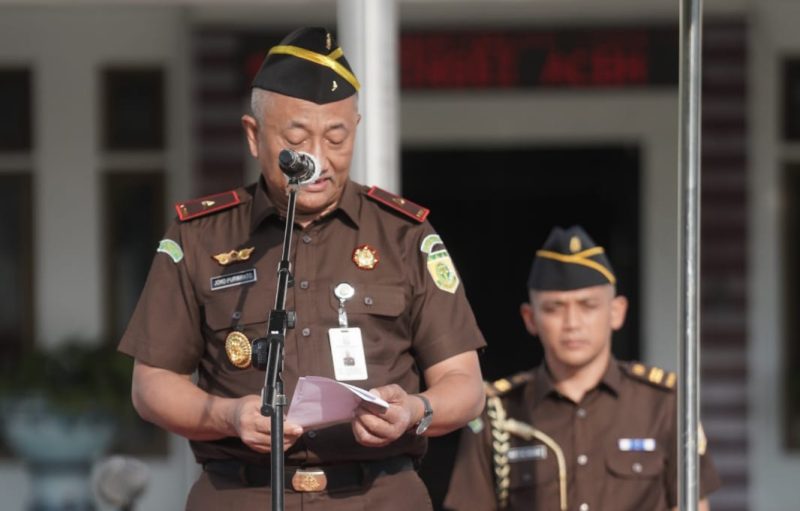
[508,445,547,462]
[329,327,368,381]
[210,268,257,291]
[618,438,656,452]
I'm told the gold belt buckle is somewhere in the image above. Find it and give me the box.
[291,469,327,492]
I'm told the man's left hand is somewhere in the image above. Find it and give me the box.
[351,384,420,447]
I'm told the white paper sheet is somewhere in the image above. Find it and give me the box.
[285,376,389,428]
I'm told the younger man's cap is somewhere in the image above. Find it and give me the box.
[251,27,360,105]
[527,225,616,291]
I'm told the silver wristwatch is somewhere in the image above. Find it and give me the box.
[413,394,433,435]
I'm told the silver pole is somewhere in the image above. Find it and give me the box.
[337,0,400,192]
[678,0,702,510]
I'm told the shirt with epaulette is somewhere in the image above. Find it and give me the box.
[444,358,721,511]
[119,178,486,466]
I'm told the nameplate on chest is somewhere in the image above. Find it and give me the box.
[508,445,548,462]
[210,268,257,291]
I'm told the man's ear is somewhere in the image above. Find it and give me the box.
[610,295,629,331]
[520,302,538,337]
[241,114,259,158]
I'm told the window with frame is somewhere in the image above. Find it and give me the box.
[783,163,800,450]
[101,66,168,454]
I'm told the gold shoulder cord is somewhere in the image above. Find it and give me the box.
[502,418,568,511]
[486,396,512,508]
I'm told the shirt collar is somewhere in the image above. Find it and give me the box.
[249,177,361,233]
[529,356,622,407]
[249,176,279,233]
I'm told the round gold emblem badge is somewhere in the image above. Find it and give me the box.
[225,331,252,368]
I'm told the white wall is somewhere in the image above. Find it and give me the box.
[0,6,195,510]
[749,2,800,509]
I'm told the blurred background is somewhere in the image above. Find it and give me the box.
[0,0,796,509]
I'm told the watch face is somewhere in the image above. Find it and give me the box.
[415,415,432,435]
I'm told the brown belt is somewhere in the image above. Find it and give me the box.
[203,455,415,492]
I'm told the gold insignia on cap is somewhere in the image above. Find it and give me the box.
[569,235,582,253]
[212,247,255,266]
[331,80,338,92]
[352,244,379,270]
[225,331,252,368]
[632,363,646,376]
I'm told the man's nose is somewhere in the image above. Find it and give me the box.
[564,304,580,329]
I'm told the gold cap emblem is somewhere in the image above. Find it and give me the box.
[569,235,582,253]
[352,244,379,270]
[212,247,255,266]
[225,331,252,368]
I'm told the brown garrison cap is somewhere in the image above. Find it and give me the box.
[251,27,360,104]
[527,225,616,290]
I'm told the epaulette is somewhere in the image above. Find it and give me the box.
[623,362,677,390]
[175,190,241,222]
[366,186,429,223]
[485,371,534,398]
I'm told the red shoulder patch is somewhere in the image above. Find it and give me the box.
[366,186,429,223]
[175,190,241,221]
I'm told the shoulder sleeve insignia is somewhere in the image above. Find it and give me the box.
[624,362,676,390]
[175,190,241,222]
[366,186,429,223]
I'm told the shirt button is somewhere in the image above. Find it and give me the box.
[307,430,317,438]
[299,280,309,289]
[579,504,589,511]
[577,454,588,466]
[302,234,312,244]
[301,328,311,337]
[576,408,587,418]
[364,296,374,305]
[632,462,643,473]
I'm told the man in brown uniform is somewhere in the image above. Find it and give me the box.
[444,225,720,511]
[118,27,486,510]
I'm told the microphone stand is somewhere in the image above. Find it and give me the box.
[251,179,301,511]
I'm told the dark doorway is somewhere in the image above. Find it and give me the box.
[402,145,641,509]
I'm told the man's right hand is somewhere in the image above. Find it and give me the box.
[131,361,303,452]
[231,395,303,453]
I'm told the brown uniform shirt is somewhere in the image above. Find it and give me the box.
[444,359,721,511]
[119,178,486,466]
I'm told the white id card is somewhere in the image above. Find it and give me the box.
[328,327,368,381]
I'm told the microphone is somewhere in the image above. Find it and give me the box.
[278,149,321,185]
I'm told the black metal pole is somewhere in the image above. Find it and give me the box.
[252,181,300,511]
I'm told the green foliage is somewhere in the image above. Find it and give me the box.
[0,341,134,417]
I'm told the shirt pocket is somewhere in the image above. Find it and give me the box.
[506,442,561,508]
[204,285,272,338]
[327,283,406,318]
[605,450,665,479]
[326,283,408,367]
